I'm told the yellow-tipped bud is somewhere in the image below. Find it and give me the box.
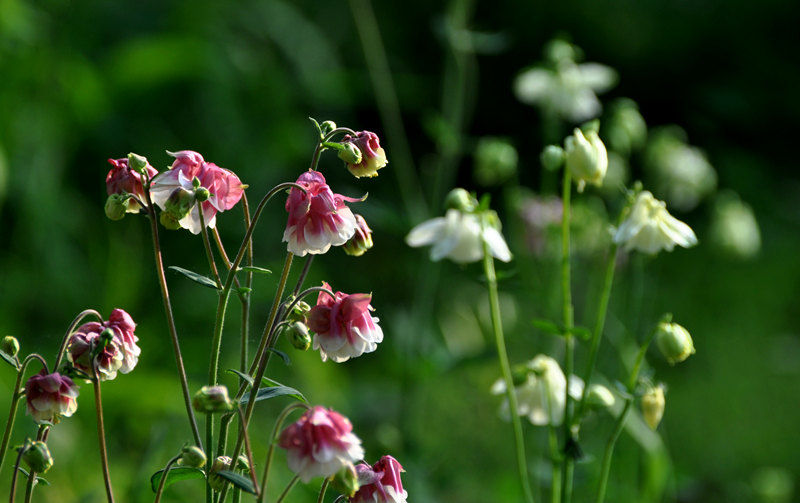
[641,385,666,430]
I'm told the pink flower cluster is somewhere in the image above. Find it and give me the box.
[106,157,159,213]
[25,371,79,424]
[278,406,364,483]
[352,456,408,503]
[67,308,141,381]
[307,282,383,363]
[150,150,246,234]
[283,170,361,256]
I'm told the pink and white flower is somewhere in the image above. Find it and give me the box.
[25,371,79,424]
[339,131,388,178]
[70,308,141,379]
[351,456,408,503]
[278,406,365,483]
[106,156,159,213]
[283,170,361,256]
[307,282,383,363]
[150,150,246,234]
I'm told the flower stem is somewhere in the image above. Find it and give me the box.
[257,403,308,503]
[548,424,562,503]
[559,168,575,503]
[153,455,181,503]
[274,475,299,503]
[53,309,102,371]
[482,240,535,503]
[9,442,26,503]
[93,371,115,503]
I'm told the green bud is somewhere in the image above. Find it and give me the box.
[208,456,232,492]
[164,187,196,221]
[288,322,312,351]
[1,336,20,357]
[287,300,311,324]
[127,153,149,173]
[159,211,182,230]
[104,194,129,221]
[444,188,478,213]
[320,120,337,137]
[641,385,666,430]
[540,145,565,172]
[544,38,578,64]
[342,214,374,257]
[473,137,518,186]
[235,454,250,471]
[21,441,53,474]
[585,384,615,410]
[564,128,608,192]
[656,322,695,365]
[179,445,207,468]
[337,142,362,166]
[329,462,360,498]
[195,187,210,202]
[192,385,234,414]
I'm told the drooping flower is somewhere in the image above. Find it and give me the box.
[70,308,140,379]
[564,128,608,192]
[283,170,361,256]
[406,208,511,264]
[25,371,79,424]
[613,191,698,254]
[278,406,365,483]
[106,155,159,214]
[342,214,374,257]
[350,456,408,503]
[150,150,246,234]
[307,282,383,363]
[339,131,388,178]
[491,355,583,426]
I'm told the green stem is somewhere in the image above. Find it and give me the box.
[236,406,260,497]
[153,455,181,503]
[257,403,308,503]
[9,440,27,503]
[560,168,575,503]
[199,211,223,290]
[482,239,535,503]
[548,424,561,503]
[317,479,330,503]
[93,371,115,503]
[274,475,300,503]
[53,309,102,371]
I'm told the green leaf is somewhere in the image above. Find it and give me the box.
[215,470,257,494]
[150,466,206,493]
[268,347,291,366]
[17,468,49,486]
[236,287,253,296]
[572,326,592,340]
[531,319,563,336]
[226,369,254,387]
[238,266,272,275]
[0,350,18,370]
[168,266,219,290]
[239,381,307,406]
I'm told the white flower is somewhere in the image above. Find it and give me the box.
[565,128,608,192]
[491,355,583,426]
[514,60,617,123]
[406,209,511,264]
[613,191,698,254]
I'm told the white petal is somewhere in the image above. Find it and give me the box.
[405,217,446,248]
[483,227,512,262]
[514,68,554,104]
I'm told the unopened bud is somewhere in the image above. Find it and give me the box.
[287,300,311,324]
[195,186,210,202]
[565,128,608,192]
[585,384,615,410]
[208,456,232,492]
[236,454,250,471]
[104,193,129,221]
[1,336,20,357]
[343,214,374,257]
[288,322,312,351]
[179,445,207,468]
[540,145,565,172]
[192,385,234,414]
[159,211,182,230]
[329,462,360,498]
[337,142,363,166]
[444,188,478,213]
[21,441,53,474]
[320,120,337,137]
[656,322,695,365]
[164,187,196,221]
[474,137,518,186]
[641,385,666,430]
[127,153,149,173]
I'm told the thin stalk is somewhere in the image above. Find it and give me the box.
[93,370,115,503]
[153,455,182,503]
[274,475,299,503]
[482,239,535,503]
[560,168,575,503]
[236,406,260,496]
[257,403,308,503]
[317,479,330,503]
[548,425,561,503]
[53,309,102,370]
[199,210,223,289]
[9,443,26,503]
[22,466,35,503]
[144,192,203,449]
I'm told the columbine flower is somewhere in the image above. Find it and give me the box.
[307,282,383,363]
[613,191,698,254]
[351,456,408,503]
[564,128,608,192]
[150,150,246,234]
[283,170,361,256]
[70,308,140,379]
[342,214,374,257]
[406,207,511,264]
[25,371,79,424]
[339,131,388,178]
[106,155,159,214]
[278,406,365,483]
[491,355,583,426]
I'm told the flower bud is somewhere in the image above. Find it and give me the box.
[320,120,337,137]
[164,187,196,221]
[473,137,518,186]
[236,454,250,471]
[159,211,182,230]
[104,193,130,221]
[286,299,311,324]
[564,128,608,192]
[208,456,232,492]
[585,384,615,410]
[21,441,53,474]
[444,188,478,213]
[338,142,363,166]
[287,321,312,351]
[329,462,360,498]
[179,445,207,468]
[127,153,149,173]
[194,186,210,202]
[641,385,665,430]
[343,214,374,257]
[656,322,695,365]
[1,335,19,357]
[192,385,234,414]
[540,145,565,172]
[339,131,387,178]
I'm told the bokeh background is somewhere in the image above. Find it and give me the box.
[1,0,799,502]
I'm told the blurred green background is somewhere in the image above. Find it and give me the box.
[1,0,799,502]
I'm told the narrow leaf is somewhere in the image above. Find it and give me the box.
[215,470,257,494]
[150,467,206,493]
[227,369,254,387]
[168,266,219,290]
[262,377,307,403]
[531,319,563,336]
[572,326,592,340]
[238,266,272,275]
[17,468,49,486]
[239,384,307,406]
[267,347,291,366]
[0,350,19,370]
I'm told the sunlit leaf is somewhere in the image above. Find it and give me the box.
[239,381,306,406]
[238,266,271,275]
[150,467,205,493]
[168,266,219,290]
[0,349,18,370]
[17,468,49,486]
[227,368,254,387]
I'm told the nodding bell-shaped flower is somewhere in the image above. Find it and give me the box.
[25,371,79,425]
[642,384,666,430]
[278,406,365,483]
[69,308,141,380]
[307,282,383,363]
[656,321,695,365]
[406,190,512,264]
[339,131,388,178]
[342,214,374,257]
[564,128,608,192]
[351,456,409,503]
[283,170,362,256]
[106,154,159,215]
[613,191,698,254]
[150,150,246,234]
